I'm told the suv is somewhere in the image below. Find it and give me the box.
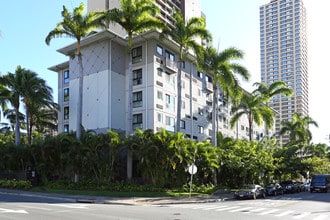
[310,174,330,193]
[280,180,299,193]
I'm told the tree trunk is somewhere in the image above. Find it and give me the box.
[76,54,83,139]
[14,106,20,145]
[176,60,182,132]
[126,48,133,180]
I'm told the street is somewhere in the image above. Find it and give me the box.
[0,190,329,219]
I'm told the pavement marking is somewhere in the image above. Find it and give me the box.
[274,210,295,217]
[20,205,52,211]
[229,207,253,212]
[0,208,28,214]
[48,204,89,209]
[258,208,280,215]
[246,207,266,213]
[215,206,240,211]
[292,212,311,219]
[202,205,224,210]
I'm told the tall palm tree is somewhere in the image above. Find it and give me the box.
[161,10,211,132]
[45,3,104,139]
[230,92,274,141]
[198,46,249,146]
[19,69,57,145]
[0,66,27,145]
[100,0,163,179]
[252,81,293,136]
[279,112,318,144]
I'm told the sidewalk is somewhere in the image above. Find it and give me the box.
[0,188,233,205]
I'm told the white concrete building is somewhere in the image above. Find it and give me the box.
[49,29,269,142]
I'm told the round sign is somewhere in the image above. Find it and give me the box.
[188,164,197,175]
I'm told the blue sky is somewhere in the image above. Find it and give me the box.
[0,0,329,144]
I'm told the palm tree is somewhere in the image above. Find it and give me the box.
[100,0,163,179]
[198,46,249,146]
[230,92,274,141]
[279,112,318,144]
[0,66,27,145]
[252,81,293,136]
[45,3,104,139]
[19,69,57,145]
[161,10,211,132]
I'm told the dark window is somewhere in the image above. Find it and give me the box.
[165,50,175,61]
[133,69,142,85]
[133,91,142,108]
[64,88,69,102]
[64,124,69,133]
[64,106,69,120]
[64,70,69,84]
[132,46,142,63]
[180,120,186,129]
[133,113,143,129]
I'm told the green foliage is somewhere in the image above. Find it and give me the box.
[0,179,32,190]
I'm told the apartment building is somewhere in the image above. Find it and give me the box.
[259,0,308,143]
[49,1,270,142]
[49,29,268,141]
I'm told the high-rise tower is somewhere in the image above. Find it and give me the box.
[259,0,308,144]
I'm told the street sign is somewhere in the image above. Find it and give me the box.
[188,164,197,175]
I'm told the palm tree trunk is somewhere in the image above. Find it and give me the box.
[212,83,218,185]
[176,60,182,132]
[76,54,83,139]
[14,106,20,145]
[126,48,133,180]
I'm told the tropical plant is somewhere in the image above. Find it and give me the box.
[279,112,318,144]
[161,10,211,132]
[252,81,293,136]
[230,92,274,141]
[100,0,164,179]
[45,2,104,139]
[197,46,249,146]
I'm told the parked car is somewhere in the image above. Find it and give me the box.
[280,180,299,193]
[265,183,284,196]
[234,184,266,200]
[310,174,330,193]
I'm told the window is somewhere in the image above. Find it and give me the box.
[133,113,143,129]
[132,46,142,63]
[133,69,142,85]
[64,124,69,133]
[156,45,163,55]
[198,125,204,134]
[157,113,163,123]
[157,68,163,77]
[165,116,175,132]
[180,120,186,129]
[157,91,163,100]
[64,70,69,84]
[64,106,69,120]
[133,91,142,108]
[165,94,175,111]
[165,50,175,61]
[64,88,69,102]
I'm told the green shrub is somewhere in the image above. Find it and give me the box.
[0,179,32,190]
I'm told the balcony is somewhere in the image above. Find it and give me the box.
[204,81,213,93]
[165,57,178,73]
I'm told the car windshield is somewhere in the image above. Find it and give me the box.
[266,183,275,187]
[312,176,325,182]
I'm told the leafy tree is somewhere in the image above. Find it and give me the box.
[230,92,274,141]
[161,10,211,132]
[45,3,104,139]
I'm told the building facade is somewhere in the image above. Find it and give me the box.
[259,0,308,143]
[49,0,270,142]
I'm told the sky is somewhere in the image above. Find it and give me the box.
[0,0,329,144]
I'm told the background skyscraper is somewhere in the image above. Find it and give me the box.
[259,0,308,144]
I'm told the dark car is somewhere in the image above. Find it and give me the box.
[234,184,266,200]
[265,183,284,196]
[280,180,299,193]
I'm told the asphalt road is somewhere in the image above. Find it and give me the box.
[0,190,329,220]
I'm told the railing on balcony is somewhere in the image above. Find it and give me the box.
[165,57,178,73]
